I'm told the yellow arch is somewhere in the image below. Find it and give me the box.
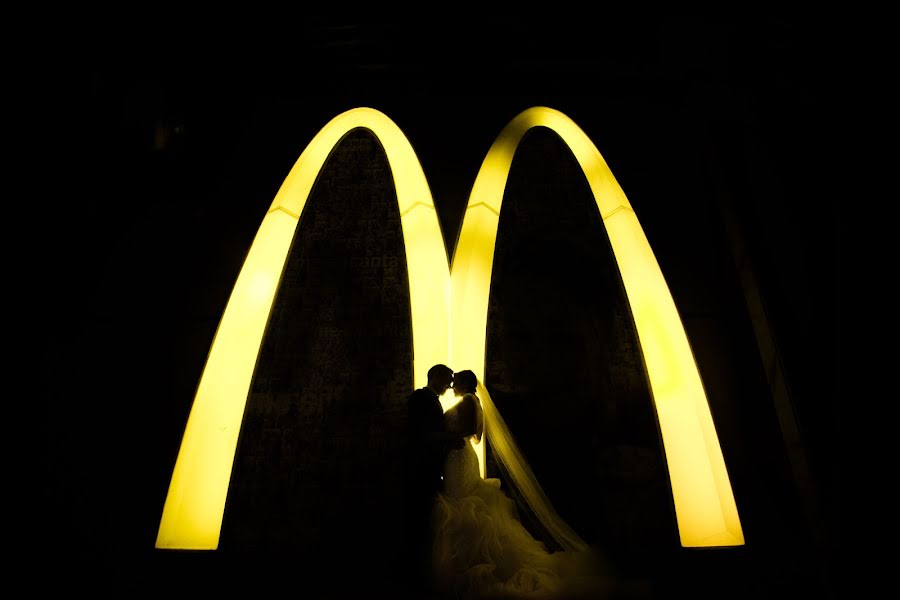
[157,105,744,551]
[451,106,744,547]
[155,108,450,550]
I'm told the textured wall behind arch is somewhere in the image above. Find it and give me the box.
[220,130,413,562]
[484,128,674,563]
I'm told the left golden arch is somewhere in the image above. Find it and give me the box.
[155,108,449,550]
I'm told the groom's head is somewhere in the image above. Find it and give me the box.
[427,364,454,395]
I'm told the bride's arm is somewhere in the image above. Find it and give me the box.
[473,397,483,444]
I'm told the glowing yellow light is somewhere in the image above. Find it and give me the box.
[440,389,460,413]
[451,107,743,547]
[158,105,743,551]
[156,108,450,550]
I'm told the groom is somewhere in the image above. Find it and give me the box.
[406,363,461,592]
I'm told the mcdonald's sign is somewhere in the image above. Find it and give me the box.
[156,106,745,551]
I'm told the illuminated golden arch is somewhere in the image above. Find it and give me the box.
[451,106,744,547]
[156,106,743,552]
[155,108,451,550]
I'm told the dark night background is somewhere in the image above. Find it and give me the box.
[22,18,841,598]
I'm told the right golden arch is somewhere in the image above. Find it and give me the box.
[451,106,745,547]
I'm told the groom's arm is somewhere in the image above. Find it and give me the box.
[429,429,466,449]
[408,394,464,449]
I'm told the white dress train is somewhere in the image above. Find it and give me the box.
[431,399,612,599]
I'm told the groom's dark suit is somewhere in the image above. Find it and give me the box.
[408,385,448,497]
[406,383,452,592]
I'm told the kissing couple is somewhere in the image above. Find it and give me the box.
[406,364,613,599]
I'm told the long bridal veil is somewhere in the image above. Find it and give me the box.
[476,380,589,553]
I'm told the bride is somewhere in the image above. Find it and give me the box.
[431,370,614,599]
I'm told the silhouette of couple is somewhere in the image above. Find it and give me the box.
[406,364,612,599]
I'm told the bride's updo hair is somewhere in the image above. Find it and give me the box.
[452,370,477,394]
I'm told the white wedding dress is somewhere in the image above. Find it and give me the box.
[431,391,612,599]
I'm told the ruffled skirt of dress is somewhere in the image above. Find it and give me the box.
[431,447,612,599]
